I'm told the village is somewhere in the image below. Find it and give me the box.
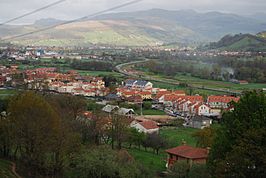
[0,65,243,171]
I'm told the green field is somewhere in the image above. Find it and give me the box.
[160,127,198,148]
[75,70,123,77]
[127,127,199,174]
[0,89,17,99]
[135,109,166,115]
[0,159,18,178]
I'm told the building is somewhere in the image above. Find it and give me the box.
[124,79,153,90]
[188,116,212,129]
[165,145,209,168]
[130,120,159,134]
[207,96,240,109]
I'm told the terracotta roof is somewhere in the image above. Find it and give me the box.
[208,96,240,103]
[139,120,159,130]
[165,145,208,159]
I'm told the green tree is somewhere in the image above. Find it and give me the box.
[208,91,266,177]
[168,161,189,178]
[8,92,61,175]
[66,147,151,178]
[192,127,215,148]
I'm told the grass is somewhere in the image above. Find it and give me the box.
[135,109,166,115]
[160,127,198,148]
[75,70,123,77]
[0,89,17,99]
[127,127,199,174]
[128,148,166,174]
[0,159,18,178]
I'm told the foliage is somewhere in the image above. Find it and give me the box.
[208,91,266,177]
[66,147,152,178]
[192,127,216,148]
[167,161,190,178]
[71,61,114,72]
[188,164,210,178]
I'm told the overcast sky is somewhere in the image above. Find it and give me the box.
[1,0,266,24]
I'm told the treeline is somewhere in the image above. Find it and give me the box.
[0,92,166,178]
[143,57,266,83]
[143,60,223,81]
[71,61,114,71]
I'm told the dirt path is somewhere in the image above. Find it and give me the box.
[11,162,22,178]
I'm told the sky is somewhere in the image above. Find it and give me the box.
[0,0,266,24]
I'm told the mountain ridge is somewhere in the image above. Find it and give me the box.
[1,9,266,47]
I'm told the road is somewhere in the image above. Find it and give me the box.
[115,59,242,95]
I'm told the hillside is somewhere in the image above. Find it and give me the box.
[1,9,266,47]
[208,33,266,51]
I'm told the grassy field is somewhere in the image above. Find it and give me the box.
[135,109,166,115]
[0,159,18,178]
[160,127,198,148]
[127,127,199,174]
[0,89,17,99]
[75,70,123,77]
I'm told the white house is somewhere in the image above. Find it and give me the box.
[195,104,211,116]
[130,120,159,134]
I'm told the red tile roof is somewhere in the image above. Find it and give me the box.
[139,120,159,130]
[208,96,240,103]
[165,145,208,159]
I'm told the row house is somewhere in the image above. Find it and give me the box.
[124,79,153,90]
[117,88,152,100]
[207,95,240,110]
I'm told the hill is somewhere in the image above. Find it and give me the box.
[1,9,266,47]
[208,33,266,51]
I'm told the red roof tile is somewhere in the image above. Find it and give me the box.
[139,120,159,130]
[165,145,208,159]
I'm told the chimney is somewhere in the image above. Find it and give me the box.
[181,139,187,145]
[206,147,211,154]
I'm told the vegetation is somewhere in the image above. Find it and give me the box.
[143,58,266,84]
[71,61,114,72]
[208,33,266,51]
[0,159,18,178]
[209,91,266,177]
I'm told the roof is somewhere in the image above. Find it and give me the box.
[165,145,208,159]
[191,115,212,122]
[208,96,240,103]
[134,80,149,86]
[117,108,135,115]
[139,120,159,130]
[125,79,136,86]
[102,105,119,113]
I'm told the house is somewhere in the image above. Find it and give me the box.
[165,145,209,168]
[130,120,159,134]
[102,105,119,113]
[125,95,143,104]
[117,108,135,117]
[139,91,152,100]
[194,104,211,116]
[188,116,212,129]
[105,93,121,101]
[207,96,240,109]
[124,79,153,90]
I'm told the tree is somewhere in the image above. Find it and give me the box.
[167,161,189,178]
[192,127,215,148]
[188,164,210,178]
[208,91,266,177]
[144,133,167,154]
[110,114,129,149]
[8,92,61,175]
[127,128,146,149]
[66,146,151,178]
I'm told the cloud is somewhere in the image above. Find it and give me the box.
[0,0,265,24]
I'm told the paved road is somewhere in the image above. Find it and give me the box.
[115,59,242,95]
